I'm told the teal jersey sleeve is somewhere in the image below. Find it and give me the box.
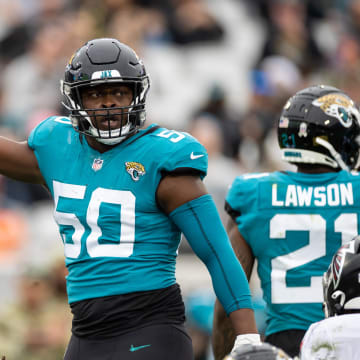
[28,116,72,149]
[28,116,74,190]
[226,173,270,244]
[153,128,208,179]
[28,117,48,149]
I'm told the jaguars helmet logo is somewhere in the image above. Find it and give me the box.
[312,93,354,128]
[125,162,146,181]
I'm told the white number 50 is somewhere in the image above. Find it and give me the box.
[53,181,136,259]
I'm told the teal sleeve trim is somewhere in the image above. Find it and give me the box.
[170,194,253,314]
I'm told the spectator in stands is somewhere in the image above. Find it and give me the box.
[192,84,241,159]
[167,0,224,45]
[0,265,71,360]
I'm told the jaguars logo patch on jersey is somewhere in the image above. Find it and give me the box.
[125,162,146,181]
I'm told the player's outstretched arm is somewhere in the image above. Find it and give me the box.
[212,217,256,360]
[0,136,43,184]
[157,174,259,356]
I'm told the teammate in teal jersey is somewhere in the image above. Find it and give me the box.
[0,38,259,359]
[212,85,360,359]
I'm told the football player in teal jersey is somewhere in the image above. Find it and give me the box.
[0,38,259,359]
[212,85,360,359]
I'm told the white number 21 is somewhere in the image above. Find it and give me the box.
[270,213,357,303]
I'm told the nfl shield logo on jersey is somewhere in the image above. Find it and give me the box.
[92,158,104,171]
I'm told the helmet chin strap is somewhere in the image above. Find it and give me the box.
[315,137,349,171]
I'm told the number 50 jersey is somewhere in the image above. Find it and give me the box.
[28,117,207,304]
[226,170,360,336]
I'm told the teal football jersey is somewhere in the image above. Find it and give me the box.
[28,117,208,303]
[226,170,360,336]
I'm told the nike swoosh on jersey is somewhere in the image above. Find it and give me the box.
[190,152,204,160]
[129,344,152,352]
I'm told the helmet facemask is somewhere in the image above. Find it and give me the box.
[62,77,149,145]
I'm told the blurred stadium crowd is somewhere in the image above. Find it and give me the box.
[0,0,359,358]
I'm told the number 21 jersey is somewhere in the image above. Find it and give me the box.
[226,170,360,336]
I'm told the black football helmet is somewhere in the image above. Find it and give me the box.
[278,85,360,171]
[61,38,150,145]
[224,343,291,360]
[323,236,360,317]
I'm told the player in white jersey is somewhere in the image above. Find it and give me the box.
[300,236,360,360]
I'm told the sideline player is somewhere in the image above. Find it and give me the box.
[300,236,360,359]
[0,38,259,359]
[212,85,360,358]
